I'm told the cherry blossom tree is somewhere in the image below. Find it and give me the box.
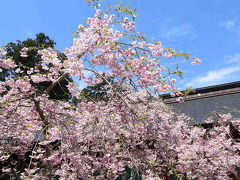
[0,0,239,179]
[2,33,73,101]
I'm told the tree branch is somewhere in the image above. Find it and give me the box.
[44,73,68,95]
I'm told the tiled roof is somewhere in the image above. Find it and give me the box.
[162,81,240,103]
[161,81,240,124]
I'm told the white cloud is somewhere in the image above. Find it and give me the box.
[24,27,34,38]
[219,19,237,30]
[186,65,240,87]
[160,24,194,41]
[224,53,240,64]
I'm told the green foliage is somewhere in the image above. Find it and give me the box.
[183,87,195,97]
[117,166,141,180]
[80,75,114,102]
[2,33,72,101]
[238,167,240,179]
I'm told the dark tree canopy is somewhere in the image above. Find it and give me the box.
[78,75,120,104]
[80,80,111,102]
[1,33,72,101]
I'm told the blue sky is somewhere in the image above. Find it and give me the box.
[1,0,240,90]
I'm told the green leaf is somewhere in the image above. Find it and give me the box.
[106,25,109,32]
[119,0,123,6]
[97,40,102,46]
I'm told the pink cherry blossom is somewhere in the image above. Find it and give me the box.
[0,1,238,179]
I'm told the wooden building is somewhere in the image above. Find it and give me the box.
[162,81,240,124]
